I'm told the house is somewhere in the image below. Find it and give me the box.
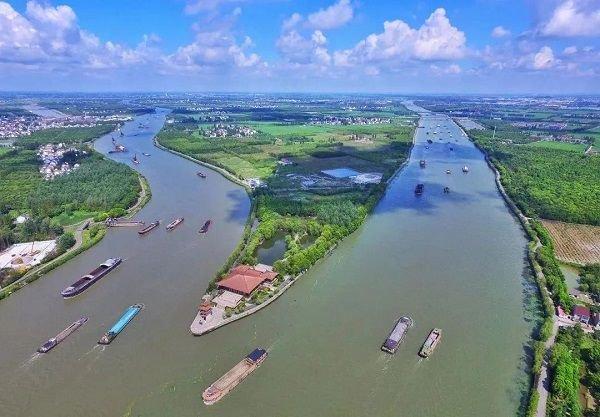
[572,305,591,324]
[217,264,279,296]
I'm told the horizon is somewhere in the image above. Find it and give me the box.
[1,0,599,94]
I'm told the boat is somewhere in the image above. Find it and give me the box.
[197,172,207,178]
[414,184,424,195]
[199,220,212,234]
[166,217,184,231]
[142,152,151,157]
[419,160,426,168]
[138,220,160,235]
[462,165,469,173]
[132,154,140,164]
[419,328,442,358]
[98,304,144,345]
[446,169,451,174]
[37,317,88,353]
[61,258,122,298]
[443,186,450,193]
[381,316,414,354]
[202,348,268,405]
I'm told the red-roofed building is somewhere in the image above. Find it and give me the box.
[573,305,591,324]
[217,264,279,296]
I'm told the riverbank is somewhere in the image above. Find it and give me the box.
[461,124,558,417]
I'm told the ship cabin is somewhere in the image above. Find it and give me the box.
[246,348,267,364]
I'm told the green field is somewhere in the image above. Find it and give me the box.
[525,141,587,152]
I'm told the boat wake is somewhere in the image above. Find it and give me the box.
[19,353,41,369]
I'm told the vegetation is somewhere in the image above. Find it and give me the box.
[579,264,600,302]
[158,106,415,293]
[469,127,600,225]
[17,124,115,150]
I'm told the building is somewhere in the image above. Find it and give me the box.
[572,305,591,324]
[217,264,278,296]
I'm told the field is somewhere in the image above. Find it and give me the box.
[541,219,600,265]
[525,141,587,152]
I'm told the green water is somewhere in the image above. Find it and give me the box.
[0,106,538,417]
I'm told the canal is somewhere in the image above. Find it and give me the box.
[0,105,538,417]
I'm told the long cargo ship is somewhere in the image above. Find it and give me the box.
[98,303,144,345]
[61,258,122,298]
[138,220,160,235]
[419,328,442,358]
[37,317,88,353]
[381,316,414,354]
[202,348,268,405]
[166,217,184,231]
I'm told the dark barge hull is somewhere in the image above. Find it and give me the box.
[138,221,160,235]
[61,259,122,298]
[199,220,212,234]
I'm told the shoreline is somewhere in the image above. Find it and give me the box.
[0,127,153,301]
[184,120,419,335]
[459,122,555,417]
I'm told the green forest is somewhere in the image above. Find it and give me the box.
[469,127,600,225]
[549,326,600,417]
[17,124,115,150]
[0,138,140,254]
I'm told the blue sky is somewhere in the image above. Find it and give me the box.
[0,0,599,93]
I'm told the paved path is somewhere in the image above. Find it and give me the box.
[536,318,559,417]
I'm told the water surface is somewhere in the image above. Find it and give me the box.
[0,106,537,417]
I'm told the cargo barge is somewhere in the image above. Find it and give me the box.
[197,172,207,178]
[138,220,160,235]
[166,217,184,231]
[199,220,212,234]
[61,258,122,298]
[381,316,414,354]
[37,317,88,353]
[419,160,426,167]
[419,328,442,358]
[98,303,144,345]
[414,184,424,195]
[202,348,268,405]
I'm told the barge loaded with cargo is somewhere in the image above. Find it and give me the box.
[98,303,144,345]
[61,258,122,298]
[202,348,268,405]
[166,217,184,231]
[381,316,414,354]
[138,220,160,235]
[419,328,442,358]
[37,317,88,353]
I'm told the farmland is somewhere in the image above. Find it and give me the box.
[541,220,600,265]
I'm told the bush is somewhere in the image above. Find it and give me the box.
[57,232,76,252]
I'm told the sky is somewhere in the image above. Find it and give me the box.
[0,0,599,93]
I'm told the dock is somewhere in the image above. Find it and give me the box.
[105,218,145,227]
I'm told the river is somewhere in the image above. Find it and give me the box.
[0,105,538,417]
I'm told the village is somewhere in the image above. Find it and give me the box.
[203,123,256,138]
[37,143,85,180]
[307,115,392,125]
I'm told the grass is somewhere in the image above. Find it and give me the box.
[526,141,587,152]
[53,210,97,226]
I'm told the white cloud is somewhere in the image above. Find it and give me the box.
[538,0,600,37]
[334,8,466,71]
[430,63,462,75]
[282,12,303,31]
[307,0,354,30]
[532,46,557,69]
[563,45,578,55]
[276,30,331,67]
[491,26,510,38]
[0,1,152,69]
[184,0,246,14]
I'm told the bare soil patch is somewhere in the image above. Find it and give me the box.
[542,219,600,265]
